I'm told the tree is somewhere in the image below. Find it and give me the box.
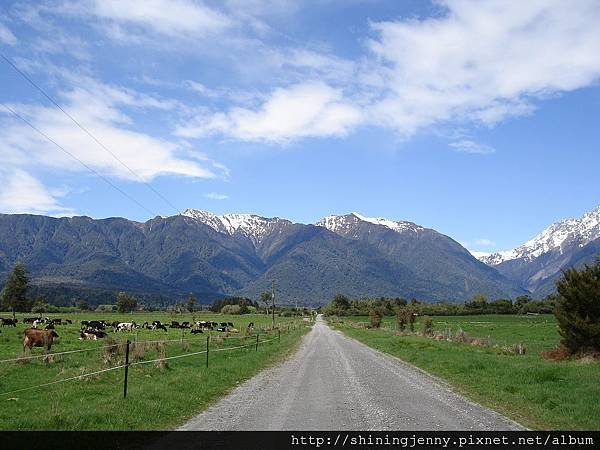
[332,294,350,309]
[116,292,137,314]
[260,292,272,315]
[31,297,49,314]
[554,259,600,354]
[77,299,90,311]
[514,295,532,312]
[187,293,197,313]
[1,262,30,318]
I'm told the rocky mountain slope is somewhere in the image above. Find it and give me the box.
[0,210,525,306]
[476,206,600,294]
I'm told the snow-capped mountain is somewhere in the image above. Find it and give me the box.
[478,206,600,265]
[476,205,600,295]
[181,208,291,246]
[316,212,425,235]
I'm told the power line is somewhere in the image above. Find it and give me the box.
[1,53,180,214]
[1,102,158,217]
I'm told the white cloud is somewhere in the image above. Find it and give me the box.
[0,77,219,182]
[0,22,17,45]
[204,192,228,200]
[474,238,496,247]
[449,140,495,155]
[0,170,74,216]
[366,0,600,135]
[86,0,231,37]
[177,81,363,143]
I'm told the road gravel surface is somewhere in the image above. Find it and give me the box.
[180,315,524,430]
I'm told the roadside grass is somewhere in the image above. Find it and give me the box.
[0,311,311,430]
[327,314,600,430]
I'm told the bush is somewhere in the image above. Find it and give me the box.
[554,259,600,354]
[421,316,434,336]
[369,308,383,328]
[221,304,241,315]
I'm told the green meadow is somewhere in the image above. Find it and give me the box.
[0,311,310,430]
[327,314,600,430]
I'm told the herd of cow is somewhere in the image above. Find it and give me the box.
[1,316,250,352]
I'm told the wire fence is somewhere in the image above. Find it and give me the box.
[0,324,296,398]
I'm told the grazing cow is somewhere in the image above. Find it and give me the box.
[64,319,73,324]
[45,323,55,330]
[1,318,18,327]
[23,328,59,351]
[190,329,203,334]
[170,321,181,329]
[115,322,136,332]
[151,321,168,332]
[24,317,41,324]
[181,321,191,329]
[50,318,62,325]
[32,319,43,329]
[81,320,106,330]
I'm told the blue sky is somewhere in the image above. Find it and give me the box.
[0,0,599,254]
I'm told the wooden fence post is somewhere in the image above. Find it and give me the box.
[278,328,281,343]
[205,335,209,368]
[123,339,130,398]
[255,334,259,352]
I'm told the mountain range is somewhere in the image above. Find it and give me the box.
[474,206,600,296]
[0,209,526,306]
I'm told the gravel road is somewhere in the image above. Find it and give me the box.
[180,315,524,430]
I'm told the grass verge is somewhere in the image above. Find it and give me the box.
[0,312,311,430]
[327,314,599,430]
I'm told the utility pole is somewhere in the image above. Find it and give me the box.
[271,279,275,330]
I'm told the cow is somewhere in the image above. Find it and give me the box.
[79,331,98,340]
[24,317,41,324]
[50,318,62,325]
[1,318,18,327]
[246,322,254,335]
[23,328,59,351]
[181,321,191,329]
[190,328,203,334]
[81,320,106,330]
[170,321,181,329]
[151,321,168,332]
[45,323,55,330]
[82,328,107,338]
[227,322,234,328]
[32,319,43,329]
[115,322,136,332]
[64,319,73,324]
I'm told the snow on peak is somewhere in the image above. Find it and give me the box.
[479,205,600,265]
[180,209,288,245]
[316,212,424,234]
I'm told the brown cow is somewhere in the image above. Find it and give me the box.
[23,328,59,352]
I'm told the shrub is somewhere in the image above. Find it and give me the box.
[554,259,600,354]
[369,308,383,328]
[421,316,434,336]
[221,304,241,315]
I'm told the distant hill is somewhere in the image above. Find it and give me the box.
[0,210,525,306]
[475,206,600,297]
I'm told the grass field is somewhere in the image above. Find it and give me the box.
[0,311,311,430]
[327,314,600,430]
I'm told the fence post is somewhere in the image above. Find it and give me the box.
[123,339,130,398]
[205,335,209,368]
[278,328,281,343]
[255,334,259,352]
